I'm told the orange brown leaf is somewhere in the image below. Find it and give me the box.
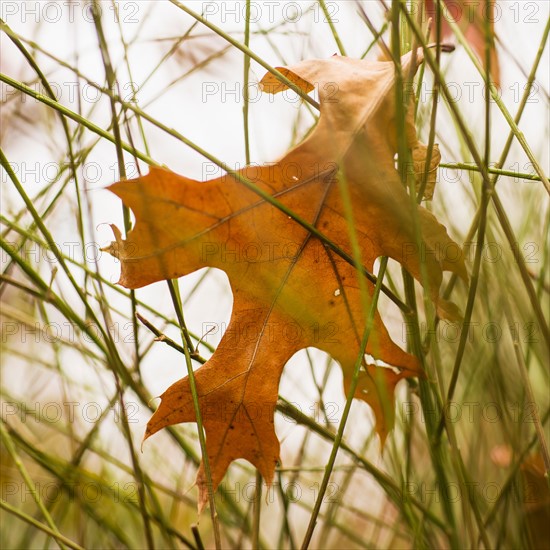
[104,49,467,510]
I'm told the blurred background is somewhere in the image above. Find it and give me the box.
[1,1,549,548]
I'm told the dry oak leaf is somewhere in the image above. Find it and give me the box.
[105,49,467,511]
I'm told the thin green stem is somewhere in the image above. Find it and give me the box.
[0,499,84,550]
[319,0,347,55]
[169,0,320,110]
[437,0,550,194]
[509,327,550,478]
[0,422,67,550]
[300,258,389,549]
[439,162,545,182]
[401,5,550,349]
[167,280,221,549]
[243,0,252,166]
[252,471,262,549]
[92,5,155,547]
